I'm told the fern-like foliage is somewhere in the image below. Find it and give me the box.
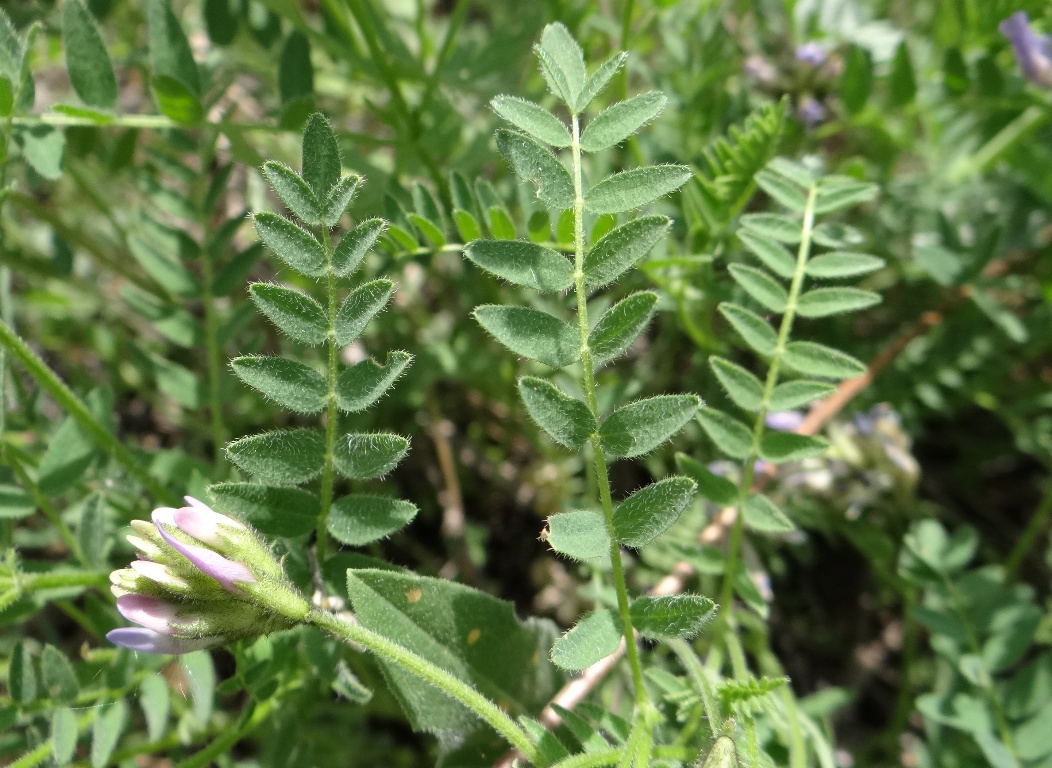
[717,675,789,713]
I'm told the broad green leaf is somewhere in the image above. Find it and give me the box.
[782,341,866,380]
[261,161,322,225]
[759,432,827,463]
[323,174,363,228]
[805,252,885,279]
[465,240,573,292]
[302,113,341,197]
[719,303,777,356]
[15,125,65,180]
[613,476,696,548]
[755,168,808,211]
[226,429,325,485]
[518,377,596,449]
[333,433,409,479]
[710,357,764,411]
[676,453,739,506]
[551,609,622,671]
[41,645,78,702]
[408,213,445,248]
[90,700,127,768]
[576,51,628,109]
[584,165,691,214]
[630,595,716,640]
[453,209,481,242]
[589,291,658,367]
[231,355,327,414]
[10,641,36,702]
[63,0,117,109]
[768,380,835,411]
[812,222,864,249]
[333,217,383,277]
[583,216,670,290]
[739,213,800,244]
[813,176,878,214]
[728,264,788,313]
[336,351,412,412]
[139,674,170,741]
[474,305,580,368]
[145,0,200,94]
[335,279,394,346]
[742,493,795,532]
[491,95,571,147]
[599,395,701,459]
[51,709,78,766]
[537,22,585,106]
[739,230,796,279]
[249,283,327,345]
[328,495,418,546]
[696,407,753,460]
[545,510,609,561]
[208,483,318,537]
[496,129,574,210]
[580,92,667,152]
[346,569,561,738]
[254,212,327,277]
[796,287,880,317]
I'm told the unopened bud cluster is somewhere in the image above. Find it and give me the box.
[107,496,309,654]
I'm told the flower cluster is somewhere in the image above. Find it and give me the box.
[107,497,309,654]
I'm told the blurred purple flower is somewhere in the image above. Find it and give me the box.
[106,628,221,655]
[999,12,1052,87]
[796,97,826,129]
[744,55,777,85]
[766,410,805,432]
[795,42,827,67]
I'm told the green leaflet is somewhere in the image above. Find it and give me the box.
[584,165,691,214]
[579,92,667,153]
[536,22,586,107]
[408,213,445,248]
[805,252,885,279]
[739,230,796,279]
[676,453,739,506]
[768,380,835,411]
[278,30,313,121]
[710,357,764,411]
[324,175,363,229]
[474,305,581,368]
[741,493,796,532]
[728,264,788,312]
[261,161,322,226]
[575,51,628,110]
[328,495,418,546]
[496,129,574,210]
[612,476,697,548]
[551,609,622,671]
[91,700,128,768]
[795,287,881,318]
[754,167,809,211]
[226,429,326,485]
[333,432,409,479]
[696,406,753,460]
[629,595,716,640]
[254,212,327,277]
[335,279,395,346]
[782,341,867,380]
[545,510,610,561]
[583,216,671,290]
[588,291,658,367]
[739,213,801,244]
[40,645,78,702]
[208,483,318,537]
[334,218,384,277]
[231,355,327,414]
[464,240,574,293]
[62,0,117,109]
[599,395,701,459]
[336,351,412,412]
[51,709,77,766]
[138,674,170,741]
[719,303,777,356]
[759,431,828,463]
[249,283,328,345]
[491,95,571,147]
[301,112,341,197]
[145,0,200,94]
[518,377,596,449]
[813,176,878,214]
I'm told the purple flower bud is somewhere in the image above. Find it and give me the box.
[106,627,221,655]
[744,55,777,85]
[795,42,827,67]
[1000,12,1052,87]
[153,508,256,593]
[765,410,805,432]
[116,594,182,635]
[174,496,247,546]
[796,97,826,129]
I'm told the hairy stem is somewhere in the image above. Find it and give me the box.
[316,228,340,565]
[570,113,648,707]
[199,221,226,473]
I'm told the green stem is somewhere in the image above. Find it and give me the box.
[0,319,179,507]
[570,112,648,708]
[1004,479,1052,579]
[316,228,340,565]
[718,183,818,625]
[199,220,226,473]
[307,609,539,762]
[173,696,273,768]
[550,746,693,768]
[5,451,84,562]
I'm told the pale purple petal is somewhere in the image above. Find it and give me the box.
[174,496,245,546]
[153,511,255,592]
[795,42,827,67]
[1000,12,1052,86]
[116,594,181,635]
[766,410,805,432]
[796,97,826,129]
[107,628,220,655]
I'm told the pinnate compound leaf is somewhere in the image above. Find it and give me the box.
[759,432,828,463]
[249,283,327,345]
[496,129,574,210]
[336,351,412,412]
[783,341,866,380]
[676,453,739,506]
[333,433,409,479]
[584,165,691,214]
[545,510,609,561]
[334,218,385,277]
[91,700,128,768]
[63,0,117,109]
[589,291,658,367]
[208,483,318,537]
[805,252,885,279]
[580,92,667,152]
[742,493,795,532]
[335,279,394,346]
[537,22,586,106]
[768,380,835,411]
[795,287,881,318]
[465,240,573,293]
[630,595,716,640]
[710,357,764,411]
[328,495,418,546]
[518,377,596,449]
[576,51,629,109]
[813,176,878,214]
[599,395,701,459]
[719,303,776,356]
[613,476,697,548]
[739,213,800,244]
[755,168,808,211]
[583,216,671,290]
[323,174,363,228]
[474,305,580,368]
[696,407,753,459]
[739,230,796,279]
[491,95,571,147]
[254,212,327,277]
[729,265,787,313]
[226,429,325,485]
[231,355,326,414]
[551,609,622,671]
[261,161,322,225]
[51,708,77,766]
[302,113,341,197]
